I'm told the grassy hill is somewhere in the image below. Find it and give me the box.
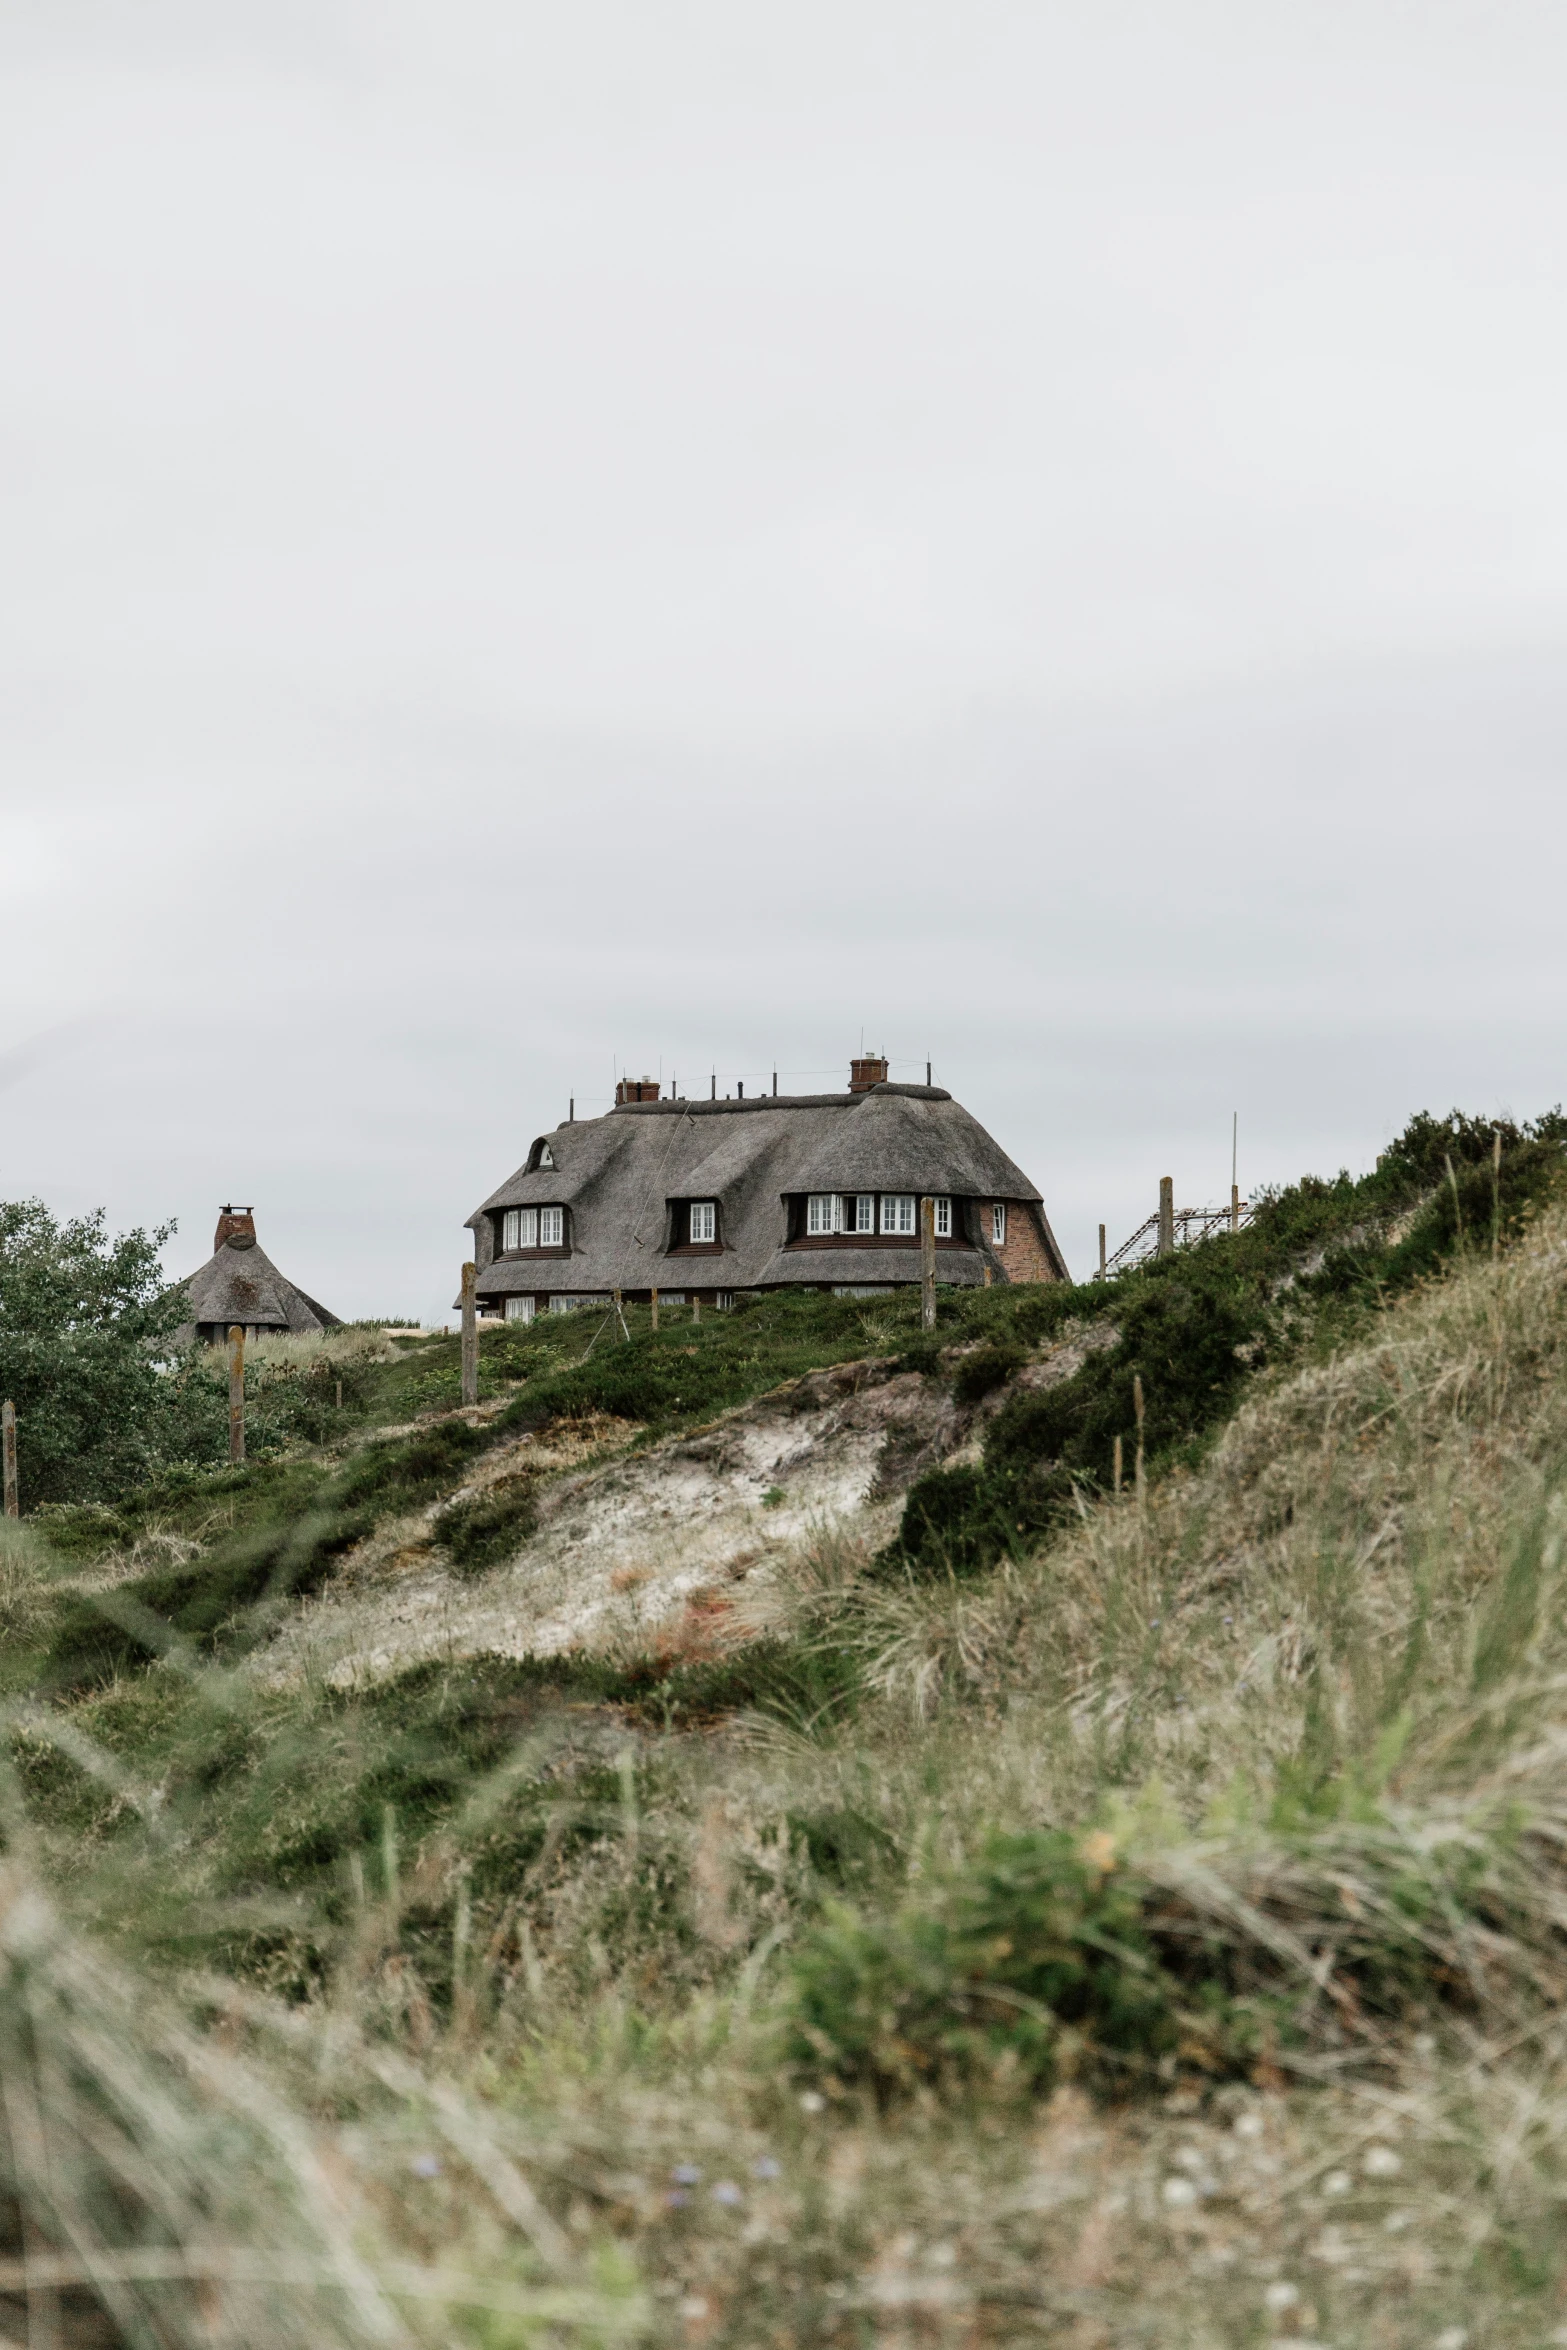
[6,1109,1567,2347]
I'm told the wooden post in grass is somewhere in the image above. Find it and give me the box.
[460,1263,478,1406]
[1098,1222,1107,1279]
[2,1402,16,1518]
[1133,1373,1146,1507]
[1493,1128,1503,1263]
[1231,1184,1240,1234]
[692,1294,701,1325]
[1112,1431,1123,1502]
[650,1287,660,1333]
[920,1196,937,1331]
[1157,1177,1174,1257]
[228,1327,246,1465]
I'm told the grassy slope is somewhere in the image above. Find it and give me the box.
[9,1113,1567,2346]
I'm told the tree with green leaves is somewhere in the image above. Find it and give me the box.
[0,1199,200,1508]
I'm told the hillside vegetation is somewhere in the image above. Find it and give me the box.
[3,1110,1567,2346]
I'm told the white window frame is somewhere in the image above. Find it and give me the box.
[851,1193,876,1234]
[504,1207,541,1250]
[992,1202,1007,1247]
[880,1193,916,1236]
[934,1197,951,1238]
[504,1296,535,1323]
[806,1193,843,1236]
[689,1200,717,1245]
[538,1206,563,1248]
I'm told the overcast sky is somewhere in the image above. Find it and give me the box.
[3,0,1566,1320]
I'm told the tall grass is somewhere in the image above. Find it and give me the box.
[13,1179,1567,2340]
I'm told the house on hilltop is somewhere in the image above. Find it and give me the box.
[466,1056,1068,1321]
[176,1207,341,1346]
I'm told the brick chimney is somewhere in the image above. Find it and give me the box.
[214,1204,257,1252]
[615,1077,661,1105]
[848,1054,889,1093]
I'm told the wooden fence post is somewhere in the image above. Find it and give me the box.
[1098,1222,1107,1279]
[1230,1182,1240,1234]
[228,1327,246,1465]
[460,1263,478,1406]
[1157,1177,1174,1258]
[692,1294,701,1325]
[2,1402,16,1519]
[650,1287,660,1333]
[1133,1372,1146,1506]
[920,1197,937,1331]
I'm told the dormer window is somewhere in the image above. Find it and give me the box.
[502,1205,564,1250]
[689,1201,717,1244]
[526,1138,556,1172]
[806,1193,841,1235]
[538,1143,555,1169]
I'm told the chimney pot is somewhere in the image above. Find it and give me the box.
[615,1077,661,1105]
[848,1054,889,1093]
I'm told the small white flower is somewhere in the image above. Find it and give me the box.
[798,2090,825,2114]
[1362,2144,1402,2178]
[678,2296,710,2321]
[1320,2168,1352,2197]
[1162,2176,1199,2208]
[1264,2282,1300,2312]
[1232,2109,1265,2140]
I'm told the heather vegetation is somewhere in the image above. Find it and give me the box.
[3,1111,1567,2344]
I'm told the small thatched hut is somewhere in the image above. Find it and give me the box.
[176,1207,340,1347]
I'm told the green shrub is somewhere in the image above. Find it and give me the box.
[951,1339,1026,1404]
[439,1480,540,1574]
[787,1829,1185,2100]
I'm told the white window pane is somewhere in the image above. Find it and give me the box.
[992,1203,1006,1246]
[504,1296,535,1323]
[521,1208,539,1248]
[807,1193,831,1235]
[503,1209,520,1249]
[690,1200,716,1243]
[855,1193,875,1233]
[934,1197,951,1238]
[881,1193,915,1235]
[539,1207,563,1246]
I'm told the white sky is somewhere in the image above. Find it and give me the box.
[3,0,1565,1319]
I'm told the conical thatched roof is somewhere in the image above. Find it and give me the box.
[175,1208,340,1344]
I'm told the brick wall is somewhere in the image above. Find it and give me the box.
[983,1200,1060,1285]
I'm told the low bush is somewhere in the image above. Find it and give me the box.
[951,1338,1027,1405]
[439,1478,540,1573]
[787,1829,1192,2101]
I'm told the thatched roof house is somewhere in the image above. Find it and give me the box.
[176,1208,340,1347]
[466,1057,1067,1321]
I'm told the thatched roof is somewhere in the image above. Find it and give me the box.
[466,1081,1067,1299]
[175,1211,340,1342]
